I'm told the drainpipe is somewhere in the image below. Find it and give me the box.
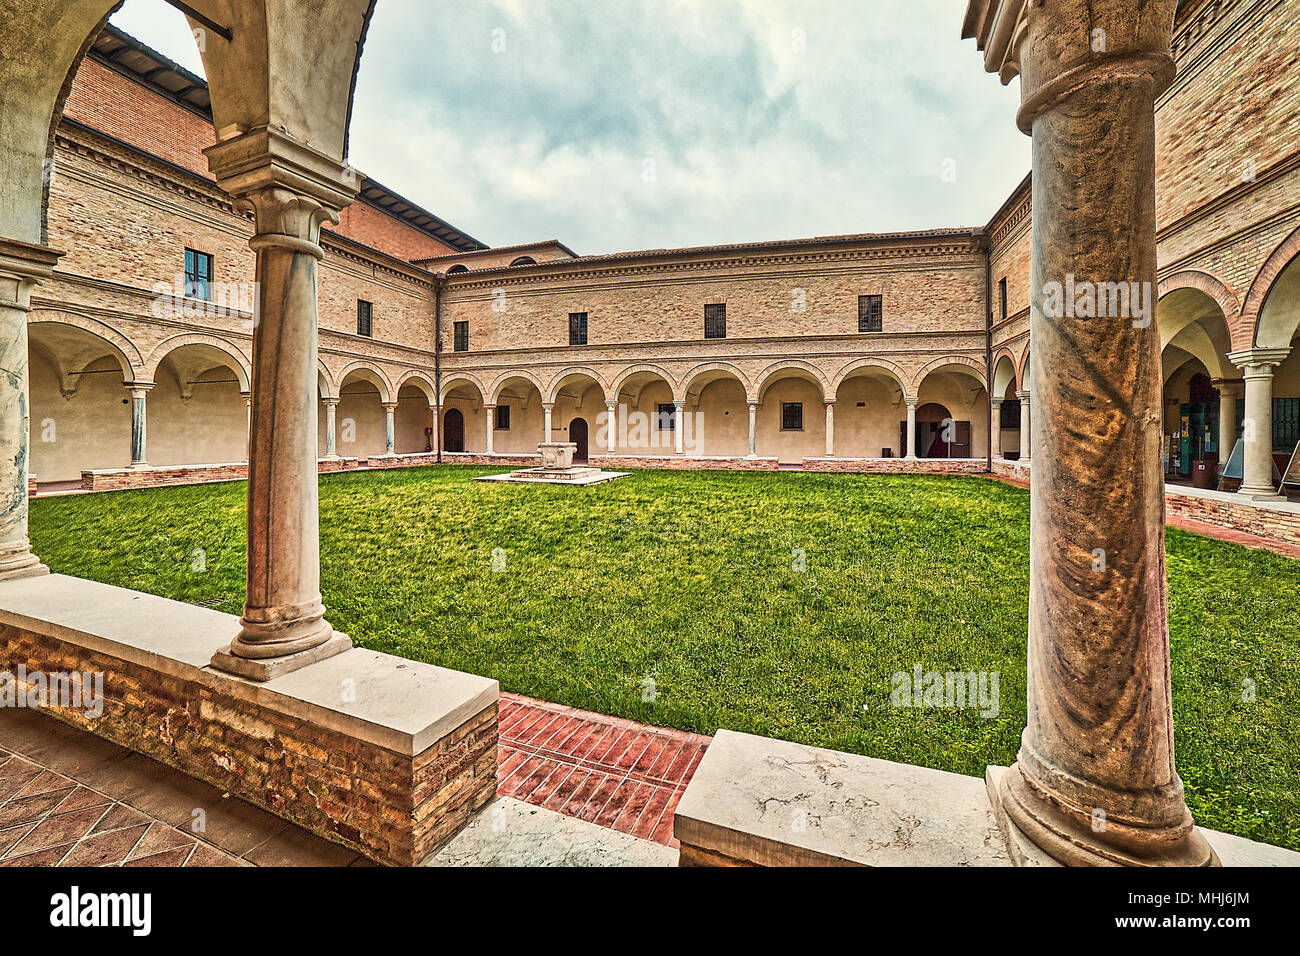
[977,228,993,473]
[433,273,444,463]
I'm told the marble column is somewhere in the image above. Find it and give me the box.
[484,404,496,454]
[747,400,758,457]
[1212,379,1241,475]
[242,392,253,455]
[543,403,554,444]
[382,401,398,456]
[991,398,1003,458]
[322,398,339,459]
[127,383,153,468]
[674,401,686,455]
[605,401,618,452]
[904,399,918,460]
[1228,350,1289,499]
[1016,390,1032,464]
[0,238,61,582]
[204,132,358,680]
[824,402,835,457]
[975,0,1217,866]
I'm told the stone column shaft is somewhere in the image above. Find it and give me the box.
[0,239,60,582]
[543,403,553,444]
[127,384,153,468]
[905,399,918,459]
[484,404,495,454]
[1212,380,1240,475]
[674,401,686,455]
[990,0,1216,867]
[1228,351,1289,499]
[824,402,835,457]
[606,402,618,452]
[991,399,1003,458]
[747,401,758,457]
[323,398,339,459]
[1017,390,1032,464]
[382,402,397,456]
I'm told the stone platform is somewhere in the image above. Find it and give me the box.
[674,730,1300,867]
[474,466,630,486]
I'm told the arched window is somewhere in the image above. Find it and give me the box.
[447,264,469,275]
[510,256,537,267]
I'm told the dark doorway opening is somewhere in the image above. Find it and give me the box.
[570,417,589,462]
[443,408,465,452]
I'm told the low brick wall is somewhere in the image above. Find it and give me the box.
[0,576,500,866]
[441,452,541,467]
[802,457,989,474]
[27,476,37,496]
[1165,488,1300,547]
[590,455,781,471]
[990,458,1031,484]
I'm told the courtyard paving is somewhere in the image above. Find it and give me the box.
[0,692,704,866]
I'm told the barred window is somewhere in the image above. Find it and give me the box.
[184,248,213,301]
[704,303,727,339]
[781,402,803,431]
[1275,397,1300,452]
[858,294,882,332]
[999,278,1008,321]
[357,299,373,337]
[495,405,510,430]
[656,403,676,431]
[453,321,469,352]
[569,312,588,346]
[1000,399,1021,429]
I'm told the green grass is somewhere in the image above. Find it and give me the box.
[29,466,1300,849]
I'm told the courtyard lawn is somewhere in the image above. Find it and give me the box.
[29,466,1300,850]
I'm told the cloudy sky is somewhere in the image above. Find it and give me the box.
[110,0,1028,255]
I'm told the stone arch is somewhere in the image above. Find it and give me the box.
[439,372,487,404]
[991,347,1020,396]
[337,360,394,403]
[912,355,988,394]
[829,357,910,400]
[610,363,678,403]
[144,334,251,391]
[26,308,141,379]
[546,366,610,405]
[395,370,437,405]
[1019,343,1032,385]
[1243,225,1300,349]
[1159,271,1241,337]
[754,360,829,402]
[679,362,751,404]
[317,362,338,400]
[488,368,546,405]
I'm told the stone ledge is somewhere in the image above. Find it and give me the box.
[676,731,1300,868]
[674,729,1014,867]
[0,573,499,864]
[802,457,989,474]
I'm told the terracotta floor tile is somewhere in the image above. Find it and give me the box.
[58,823,150,867]
[6,805,107,858]
[0,787,77,829]
[0,841,75,867]
[123,845,194,867]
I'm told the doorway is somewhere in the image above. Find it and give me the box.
[570,417,589,462]
[443,408,465,452]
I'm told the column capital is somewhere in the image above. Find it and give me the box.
[541,402,554,412]
[1227,347,1291,374]
[1210,378,1244,396]
[747,399,760,408]
[321,396,340,408]
[1016,389,1031,403]
[381,401,399,411]
[204,129,360,257]
[0,237,64,311]
[964,1,1177,132]
[482,403,497,410]
[824,400,836,409]
[905,397,919,408]
[126,381,156,396]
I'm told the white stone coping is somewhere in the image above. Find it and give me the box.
[80,458,365,477]
[588,454,780,462]
[802,457,988,464]
[675,729,1014,866]
[0,574,497,757]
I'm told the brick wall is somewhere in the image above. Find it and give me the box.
[802,458,989,474]
[0,625,498,865]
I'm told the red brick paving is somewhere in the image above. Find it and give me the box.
[497,692,711,847]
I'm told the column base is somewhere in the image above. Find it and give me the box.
[0,545,49,582]
[988,763,1220,867]
[1240,486,1285,502]
[211,631,352,681]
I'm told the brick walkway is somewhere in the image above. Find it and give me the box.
[497,692,710,847]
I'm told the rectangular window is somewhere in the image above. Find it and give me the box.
[184,248,213,301]
[999,278,1008,321]
[495,405,510,430]
[1000,399,1022,429]
[1275,397,1300,452]
[781,402,803,431]
[453,321,469,352]
[357,299,373,337]
[569,312,588,346]
[704,303,727,339]
[656,403,676,431]
[858,294,882,333]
